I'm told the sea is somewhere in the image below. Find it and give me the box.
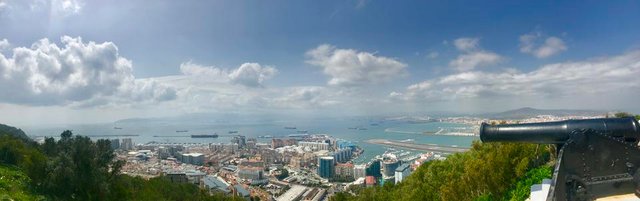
[22,118,479,164]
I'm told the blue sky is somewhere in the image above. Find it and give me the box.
[0,0,639,125]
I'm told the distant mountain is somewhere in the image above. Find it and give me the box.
[487,107,605,119]
[0,123,30,141]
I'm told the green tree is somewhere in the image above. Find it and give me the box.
[339,141,551,201]
[614,112,632,118]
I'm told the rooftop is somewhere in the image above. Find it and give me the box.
[203,176,230,193]
[277,185,308,201]
[233,184,250,197]
[395,164,410,172]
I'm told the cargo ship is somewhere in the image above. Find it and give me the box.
[284,126,297,129]
[191,134,218,138]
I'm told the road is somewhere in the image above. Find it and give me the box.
[365,139,470,153]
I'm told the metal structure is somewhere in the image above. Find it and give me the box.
[480,117,640,201]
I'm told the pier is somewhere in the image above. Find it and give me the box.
[365,139,470,153]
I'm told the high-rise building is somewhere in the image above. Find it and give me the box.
[353,164,367,179]
[299,141,330,151]
[395,164,411,184]
[109,139,120,150]
[271,138,297,148]
[335,163,354,180]
[121,138,133,151]
[180,153,205,165]
[238,161,267,185]
[365,159,382,179]
[317,156,335,179]
[382,158,400,178]
[232,136,246,148]
[333,148,352,163]
[158,146,170,159]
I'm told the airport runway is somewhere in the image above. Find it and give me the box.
[366,139,470,153]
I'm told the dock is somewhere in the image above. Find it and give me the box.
[366,139,469,153]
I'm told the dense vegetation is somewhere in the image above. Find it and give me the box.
[0,165,44,200]
[0,124,243,201]
[332,142,554,201]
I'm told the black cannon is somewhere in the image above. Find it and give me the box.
[480,118,640,201]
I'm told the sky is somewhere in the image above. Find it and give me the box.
[0,0,639,126]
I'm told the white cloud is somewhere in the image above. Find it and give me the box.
[426,51,439,59]
[229,63,277,87]
[393,50,640,102]
[0,39,9,50]
[178,61,277,88]
[269,86,341,109]
[449,37,503,71]
[520,33,567,58]
[449,51,502,71]
[0,0,83,16]
[306,44,408,87]
[0,36,175,106]
[179,61,227,78]
[453,37,480,52]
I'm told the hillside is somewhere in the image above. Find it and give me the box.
[0,123,29,141]
[487,107,603,119]
[331,142,553,201]
[0,165,44,200]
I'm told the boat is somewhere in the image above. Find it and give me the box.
[176,130,189,133]
[191,134,218,138]
[228,131,239,134]
[258,135,274,138]
[284,126,297,129]
[296,130,308,134]
[288,134,309,137]
[113,127,123,129]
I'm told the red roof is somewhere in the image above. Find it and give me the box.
[365,176,376,184]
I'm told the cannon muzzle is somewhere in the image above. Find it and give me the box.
[479,117,640,144]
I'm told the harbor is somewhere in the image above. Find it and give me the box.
[366,139,470,153]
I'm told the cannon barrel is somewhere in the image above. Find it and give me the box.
[480,117,640,144]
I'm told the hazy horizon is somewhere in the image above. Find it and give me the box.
[1,0,640,126]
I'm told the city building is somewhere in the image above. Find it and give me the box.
[185,170,206,184]
[299,141,330,151]
[302,188,326,201]
[395,164,411,184]
[203,175,231,194]
[232,136,246,148]
[246,138,257,149]
[333,148,352,163]
[317,156,335,179]
[272,138,297,148]
[238,161,267,185]
[277,185,308,201]
[335,163,354,180]
[180,153,205,165]
[109,139,120,150]
[121,138,133,151]
[382,158,400,178]
[232,184,250,199]
[166,172,188,183]
[157,146,169,159]
[365,159,382,179]
[353,164,366,179]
